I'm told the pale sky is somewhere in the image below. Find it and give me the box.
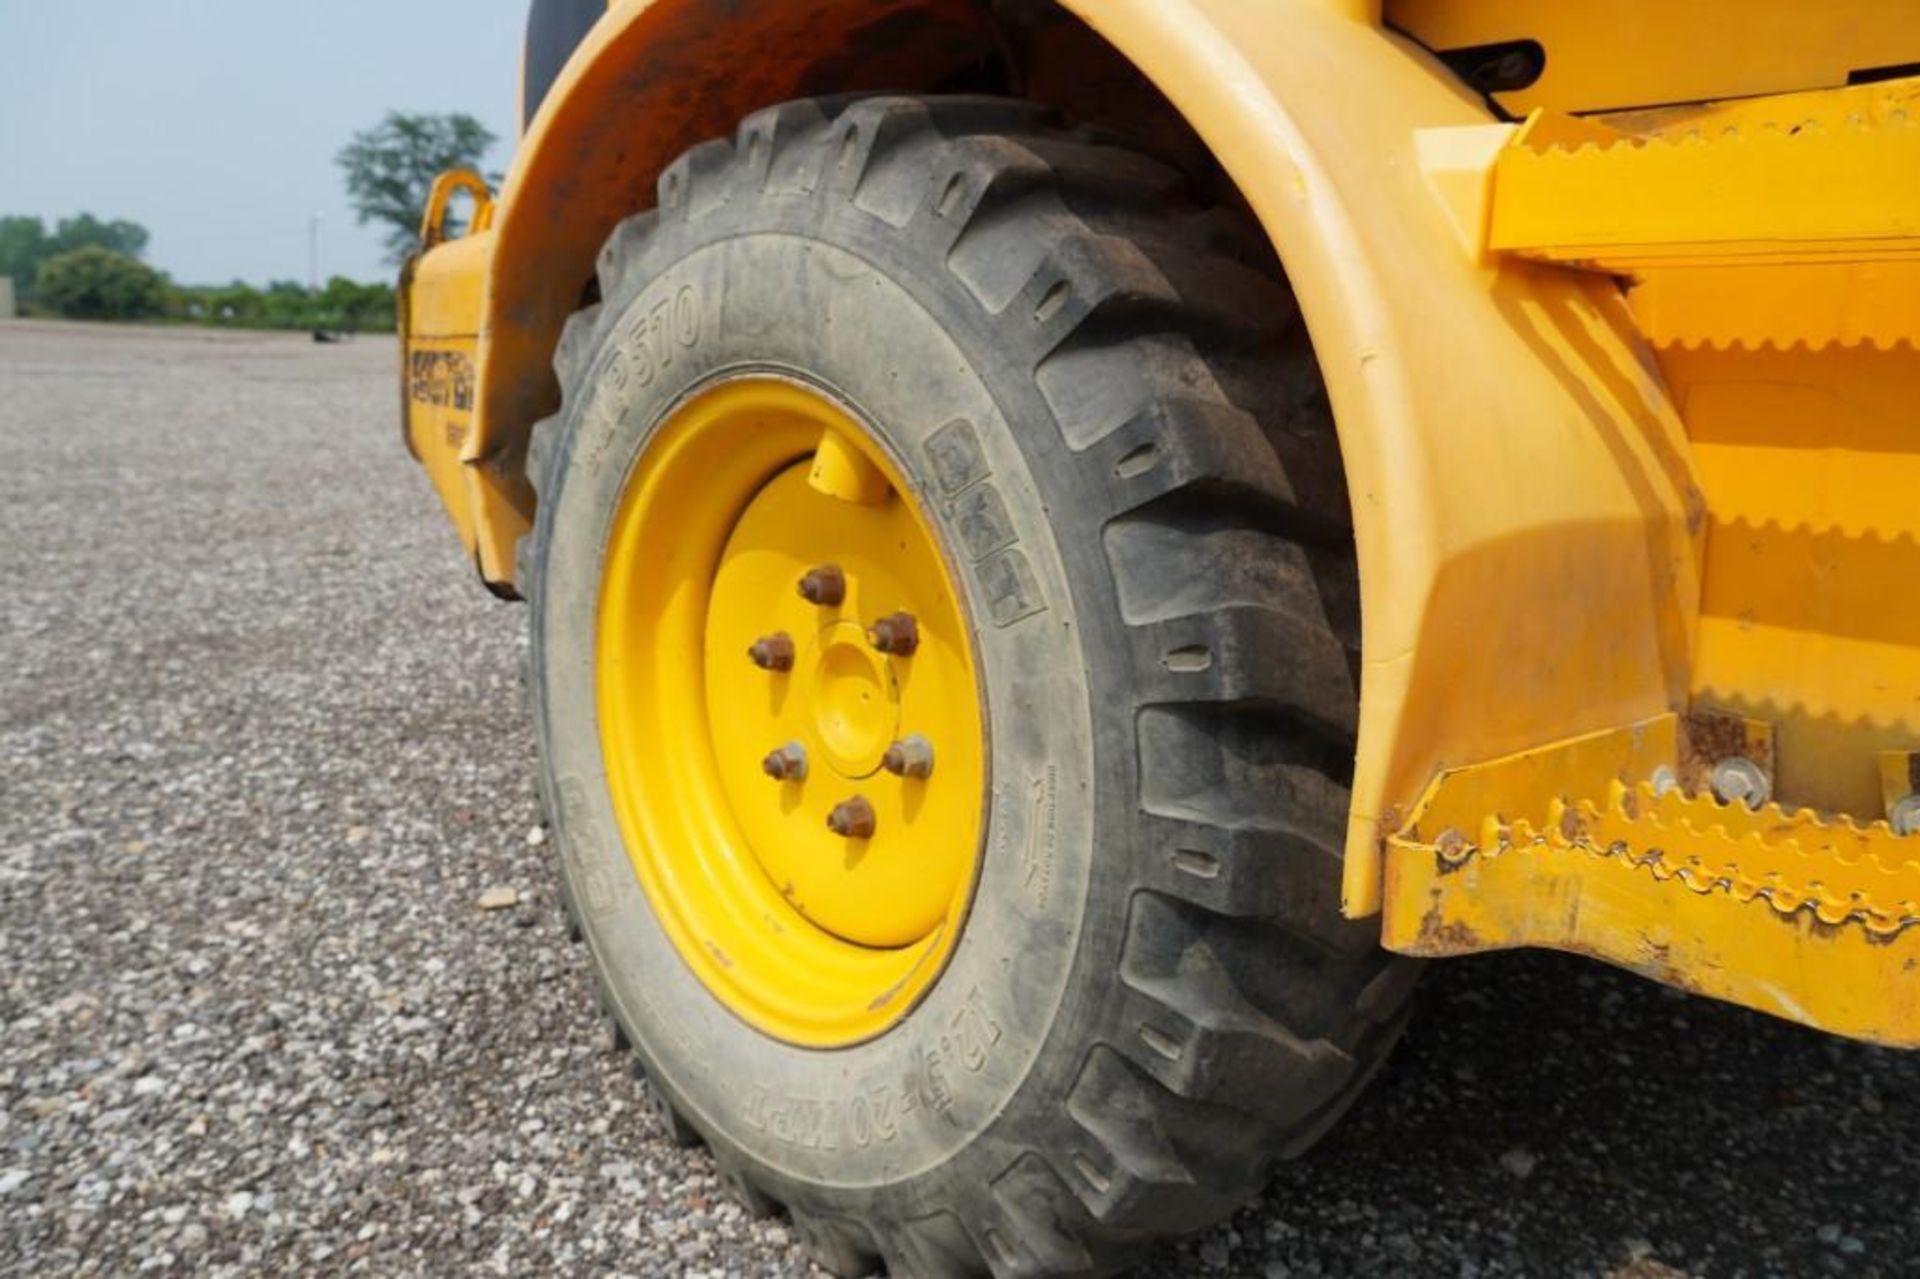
[0,0,527,285]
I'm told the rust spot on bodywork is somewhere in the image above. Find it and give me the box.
[1677,707,1773,795]
[1415,890,1483,954]
[1625,936,1711,995]
[1681,712,1745,775]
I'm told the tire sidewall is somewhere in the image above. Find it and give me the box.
[534,228,1121,1193]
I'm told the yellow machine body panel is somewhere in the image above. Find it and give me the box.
[1381,715,1920,1046]
[400,170,496,575]
[1377,74,1920,1046]
[1386,0,1920,116]
[403,0,1920,1046]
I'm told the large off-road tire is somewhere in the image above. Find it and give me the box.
[524,94,1416,1277]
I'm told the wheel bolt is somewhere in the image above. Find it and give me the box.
[798,564,846,606]
[869,612,920,656]
[747,632,795,672]
[826,796,877,839]
[762,743,808,781]
[882,734,935,779]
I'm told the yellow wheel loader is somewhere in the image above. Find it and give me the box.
[398,1,1920,1271]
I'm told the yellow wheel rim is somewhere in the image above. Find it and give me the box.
[596,376,986,1047]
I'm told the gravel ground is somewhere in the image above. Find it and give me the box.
[1,320,1915,1278]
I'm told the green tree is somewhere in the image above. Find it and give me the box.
[51,214,148,260]
[317,275,397,331]
[352,281,397,332]
[0,216,49,296]
[0,213,153,300]
[260,279,313,328]
[337,112,496,264]
[35,246,166,320]
[205,282,265,326]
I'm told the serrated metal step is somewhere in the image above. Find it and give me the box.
[1484,79,1920,349]
[1381,714,1920,1047]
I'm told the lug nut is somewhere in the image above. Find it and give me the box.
[747,632,795,672]
[826,796,877,839]
[882,734,935,779]
[798,564,847,606]
[762,743,808,781]
[869,612,920,656]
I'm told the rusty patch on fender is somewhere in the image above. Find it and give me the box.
[1678,708,1773,794]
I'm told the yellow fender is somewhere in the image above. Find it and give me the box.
[458,0,1703,915]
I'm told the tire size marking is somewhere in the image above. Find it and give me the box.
[740,990,1006,1151]
[1003,768,1058,911]
[741,1089,842,1152]
[926,418,991,495]
[944,985,1005,1075]
[922,419,1047,628]
[607,284,701,393]
[555,774,618,921]
[580,284,704,478]
[846,1086,901,1148]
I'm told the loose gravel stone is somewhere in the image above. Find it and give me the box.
[1497,1148,1538,1181]
[3,321,1918,1278]
[475,886,522,912]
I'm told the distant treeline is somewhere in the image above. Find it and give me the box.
[2,214,395,333]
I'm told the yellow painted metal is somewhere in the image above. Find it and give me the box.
[1601,74,1920,141]
[1381,73,1920,1041]
[596,376,985,1045]
[1387,0,1920,117]
[1629,262,1920,352]
[1881,752,1920,822]
[1490,90,1920,273]
[1381,717,1920,1046]
[1465,80,1920,833]
[806,427,891,506]
[445,0,1708,921]
[401,171,495,568]
[418,169,496,248]
[1659,341,1920,827]
[1600,79,1920,351]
